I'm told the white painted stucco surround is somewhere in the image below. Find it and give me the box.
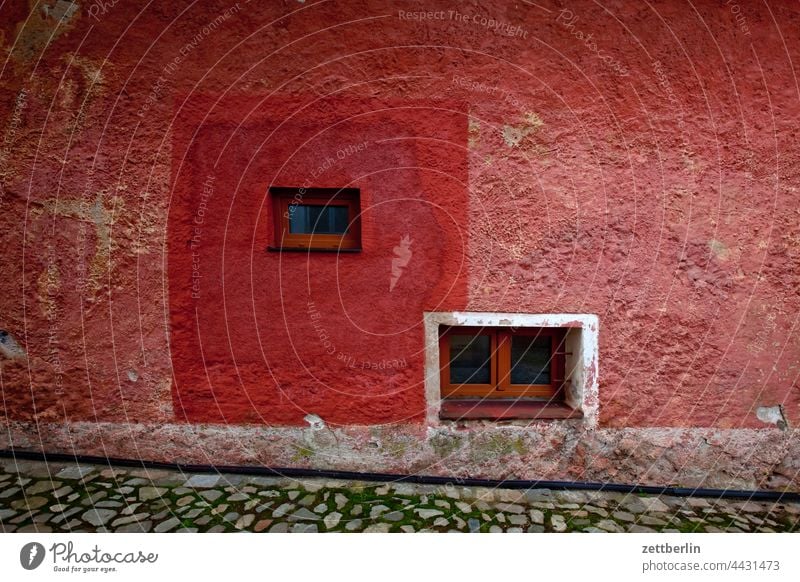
[423,312,600,428]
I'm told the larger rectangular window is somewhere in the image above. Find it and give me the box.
[439,326,566,399]
[271,187,361,251]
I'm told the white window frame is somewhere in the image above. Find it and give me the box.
[423,312,599,427]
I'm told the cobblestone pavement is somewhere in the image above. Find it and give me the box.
[1,459,798,533]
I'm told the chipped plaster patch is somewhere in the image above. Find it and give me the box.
[40,191,121,293]
[756,405,788,430]
[304,414,326,430]
[502,125,525,147]
[709,239,730,261]
[43,0,79,22]
[0,330,26,359]
[468,118,480,148]
[502,112,543,148]
[12,1,81,63]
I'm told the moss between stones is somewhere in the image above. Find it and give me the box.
[2,470,799,533]
[291,445,314,461]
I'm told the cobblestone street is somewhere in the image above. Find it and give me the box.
[1,459,798,533]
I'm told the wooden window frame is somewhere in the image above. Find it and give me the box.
[439,326,567,400]
[270,187,361,251]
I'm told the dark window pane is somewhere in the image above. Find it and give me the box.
[449,335,491,384]
[332,205,349,233]
[289,205,349,234]
[510,335,551,384]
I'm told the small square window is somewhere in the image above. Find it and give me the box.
[270,187,361,251]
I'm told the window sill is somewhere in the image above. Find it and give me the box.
[439,399,583,421]
[266,246,362,253]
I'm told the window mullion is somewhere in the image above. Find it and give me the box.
[496,331,509,391]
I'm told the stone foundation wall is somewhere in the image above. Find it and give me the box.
[4,421,797,491]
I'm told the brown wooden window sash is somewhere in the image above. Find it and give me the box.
[439,326,567,400]
[271,187,361,251]
[438,327,498,398]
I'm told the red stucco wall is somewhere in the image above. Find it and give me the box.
[169,95,468,424]
[1,0,799,436]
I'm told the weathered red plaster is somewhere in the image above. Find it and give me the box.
[0,0,798,480]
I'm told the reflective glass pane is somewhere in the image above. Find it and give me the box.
[289,205,349,234]
[449,335,491,384]
[510,335,551,384]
